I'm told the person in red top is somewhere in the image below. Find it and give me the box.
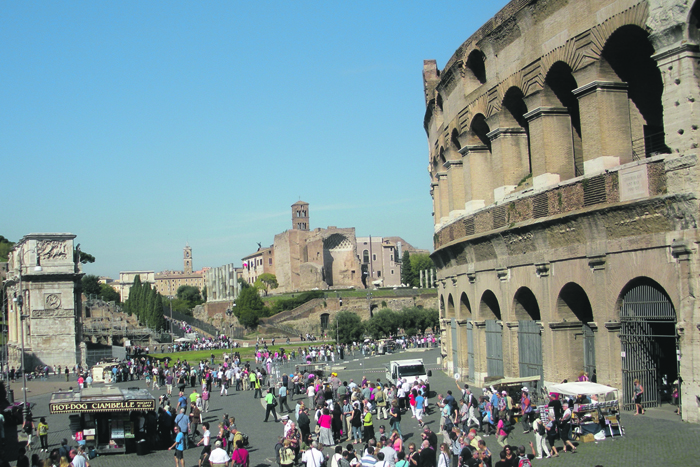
[78,376,84,389]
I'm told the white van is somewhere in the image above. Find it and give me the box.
[386,359,431,386]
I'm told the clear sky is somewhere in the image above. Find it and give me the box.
[1,0,509,279]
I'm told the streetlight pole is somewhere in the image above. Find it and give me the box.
[15,292,29,420]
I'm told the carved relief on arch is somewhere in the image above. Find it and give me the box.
[588,2,650,60]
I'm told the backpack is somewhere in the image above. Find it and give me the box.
[518,456,532,467]
[536,420,546,437]
[241,432,250,447]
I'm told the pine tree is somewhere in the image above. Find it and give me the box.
[401,251,414,286]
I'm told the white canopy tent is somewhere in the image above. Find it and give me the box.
[548,381,617,396]
[175,337,194,343]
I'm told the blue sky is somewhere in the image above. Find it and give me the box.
[1,1,508,279]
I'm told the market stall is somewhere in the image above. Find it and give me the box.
[49,386,156,455]
[546,381,623,441]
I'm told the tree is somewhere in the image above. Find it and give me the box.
[79,251,96,264]
[254,273,278,296]
[202,286,208,302]
[177,285,202,304]
[234,287,267,329]
[99,283,120,303]
[0,236,14,263]
[365,308,400,339]
[81,275,102,297]
[333,311,365,344]
[410,253,435,286]
[400,251,415,287]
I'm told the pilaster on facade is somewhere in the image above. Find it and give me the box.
[496,267,509,281]
[467,272,477,284]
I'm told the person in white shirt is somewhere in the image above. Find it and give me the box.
[209,440,230,465]
[196,422,211,453]
[302,441,325,467]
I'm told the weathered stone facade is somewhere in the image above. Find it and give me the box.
[424,0,700,422]
[4,233,83,369]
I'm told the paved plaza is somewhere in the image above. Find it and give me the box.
[3,348,698,466]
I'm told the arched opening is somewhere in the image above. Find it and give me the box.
[440,295,446,319]
[480,290,503,377]
[513,287,540,321]
[601,25,669,157]
[466,50,486,84]
[618,277,678,410]
[459,292,472,318]
[470,114,492,152]
[691,1,700,42]
[362,250,369,264]
[479,290,501,320]
[555,282,596,381]
[446,294,456,318]
[451,128,462,151]
[513,288,543,379]
[320,313,330,331]
[545,61,583,177]
[503,87,532,176]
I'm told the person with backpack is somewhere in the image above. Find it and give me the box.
[515,445,536,467]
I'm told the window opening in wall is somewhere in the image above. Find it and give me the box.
[391,270,394,275]
[373,254,377,261]
[466,49,487,84]
[363,250,369,263]
[377,271,381,278]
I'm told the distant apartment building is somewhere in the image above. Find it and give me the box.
[241,245,275,286]
[118,270,155,302]
[155,244,206,298]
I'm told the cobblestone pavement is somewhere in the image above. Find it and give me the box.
[5,349,698,466]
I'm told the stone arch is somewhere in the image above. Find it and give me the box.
[469,113,492,152]
[459,292,472,318]
[478,289,501,320]
[690,1,700,42]
[556,282,594,322]
[544,61,583,177]
[512,287,540,321]
[446,293,456,318]
[600,24,669,158]
[501,86,533,175]
[614,276,676,320]
[450,128,462,152]
[616,276,678,410]
[466,49,487,84]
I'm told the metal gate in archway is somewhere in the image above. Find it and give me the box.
[485,320,504,377]
[518,320,543,379]
[583,323,596,377]
[467,320,475,381]
[620,284,678,410]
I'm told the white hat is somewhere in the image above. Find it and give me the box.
[522,387,529,393]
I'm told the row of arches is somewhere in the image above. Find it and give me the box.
[441,277,679,410]
[431,23,673,222]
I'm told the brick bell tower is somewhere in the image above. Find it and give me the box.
[292,201,310,231]
[184,244,193,273]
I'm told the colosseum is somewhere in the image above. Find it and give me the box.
[423,0,700,422]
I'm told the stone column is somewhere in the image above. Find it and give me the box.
[444,159,466,219]
[524,107,576,188]
[653,44,700,155]
[486,127,530,201]
[460,145,492,212]
[431,181,441,226]
[430,269,435,288]
[437,172,450,225]
[420,270,424,288]
[573,81,632,173]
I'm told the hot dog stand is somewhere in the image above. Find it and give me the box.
[49,386,156,454]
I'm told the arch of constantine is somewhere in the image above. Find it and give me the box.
[423,0,700,422]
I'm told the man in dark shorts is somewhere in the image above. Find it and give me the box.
[169,426,185,467]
